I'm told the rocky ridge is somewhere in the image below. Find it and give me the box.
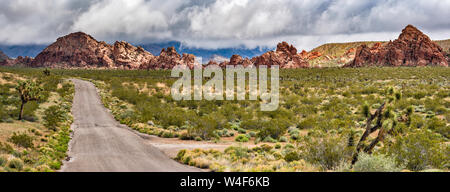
[346,25,448,67]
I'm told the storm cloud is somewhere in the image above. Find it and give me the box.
[0,0,449,50]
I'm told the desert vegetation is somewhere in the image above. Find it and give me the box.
[28,67,446,172]
[0,68,74,172]
[0,66,448,172]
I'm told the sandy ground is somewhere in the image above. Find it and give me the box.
[61,79,202,172]
[139,134,242,158]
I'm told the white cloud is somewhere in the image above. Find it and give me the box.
[0,0,448,50]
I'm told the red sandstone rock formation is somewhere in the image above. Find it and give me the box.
[346,25,448,67]
[300,50,322,60]
[250,42,309,68]
[32,32,115,68]
[140,47,200,70]
[112,41,154,69]
[31,32,157,69]
[0,56,34,66]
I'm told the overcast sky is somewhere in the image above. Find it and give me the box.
[0,0,449,50]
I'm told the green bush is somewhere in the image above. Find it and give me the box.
[188,115,219,140]
[237,128,247,134]
[362,102,370,117]
[263,136,277,143]
[257,119,291,140]
[8,132,34,148]
[176,149,186,161]
[7,158,24,171]
[179,132,194,140]
[43,105,64,131]
[195,136,203,141]
[284,151,300,162]
[274,143,281,149]
[225,146,249,161]
[235,134,249,142]
[426,117,449,138]
[0,155,7,166]
[301,134,353,170]
[279,136,288,142]
[386,130,448,171]
[353,153,403,172]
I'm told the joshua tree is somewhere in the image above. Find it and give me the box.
[351,88,411,165]
[16,80,43,120]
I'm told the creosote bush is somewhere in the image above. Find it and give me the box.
[300,133,353,170]
[235,134,249,142]
[353,153,403,172]
[385,130,448,171]
[7,158,24,171]
[43,105,65,131]
[8,132,34,148]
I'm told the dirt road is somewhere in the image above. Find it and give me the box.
[61,79,200,172]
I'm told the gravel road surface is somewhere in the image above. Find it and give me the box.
[61,79,201,172]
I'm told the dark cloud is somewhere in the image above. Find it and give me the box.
[0,0,449,50]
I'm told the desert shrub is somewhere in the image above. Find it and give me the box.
[284,151,300,162]
[188,115,219,140]
[385,130,448,171]
[43,105,64,131]
[279,136,288,142]
[0,155,7,166]
[8,132,34,148]
[297,117,317,129]
[237,128,246,134]
[413,92,427,100]
[426,117,449,138]
[262,136,277,143]
[275,143,281,149]
[225,146,249,161]
[300,134,353,170]
[0,142,14,154]
[394,92,402,100]
[235,134,249,142]
[362,102,370,117]
[176,149,187,161]
[7,158,24,171]
[162,131,174,138]
[195,136,203,141]
[257,119,291,140]
[353,153,403,172]
[179,132,194,140]
[409,114,426,129]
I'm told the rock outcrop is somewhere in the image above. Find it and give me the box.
[32,32,115,68]
[140,47,200,70]
[112,41,154,69]
[205,42,309,69]
[346,25,448,67]
[0,50,8,62]
[31,32,157,69]
[0,52,34,66]
[299,50,322,60]
[250,42,309,68]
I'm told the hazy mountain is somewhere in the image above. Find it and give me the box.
[0,44,48,58]
[138,41,272,63]
[0,41,271,63]
[0,50,9,62]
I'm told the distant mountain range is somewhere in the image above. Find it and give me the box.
[1,25,448,68]
[0,50,9,62]
[140,42,272,62]
[0,41,272,62]
[0,44,47,59]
